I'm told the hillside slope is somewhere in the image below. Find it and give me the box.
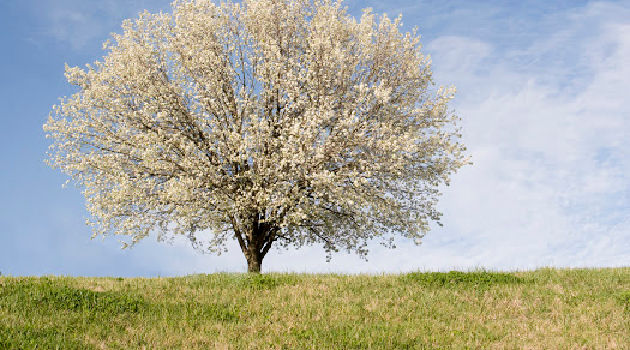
[1,268,628,349]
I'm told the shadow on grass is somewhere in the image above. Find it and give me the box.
[237,273,304,290]
[158,300,240,323]
[0,279,144,314]
[400,270,527,288]
[184,272,303,291]
[618,290,630,311]
[0,324,92,350]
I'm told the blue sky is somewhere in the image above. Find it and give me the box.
[1,0,628,276]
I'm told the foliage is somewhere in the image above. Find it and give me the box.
[43,0,467,272]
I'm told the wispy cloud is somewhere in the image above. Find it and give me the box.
[419,1,630,271]
[29,0,171,51]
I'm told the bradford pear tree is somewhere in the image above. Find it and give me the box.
[43,0,468,273]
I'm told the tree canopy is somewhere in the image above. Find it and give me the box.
[43,0,468,272]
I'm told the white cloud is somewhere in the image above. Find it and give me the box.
[419,2,630,271]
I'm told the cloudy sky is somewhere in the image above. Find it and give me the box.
[1,0,628,276]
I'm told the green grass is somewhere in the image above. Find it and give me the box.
[1,267,628,349]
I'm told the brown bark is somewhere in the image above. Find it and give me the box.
[246,251,263,273]
[233,213,277,273]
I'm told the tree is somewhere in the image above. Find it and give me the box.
[43,0,467,273]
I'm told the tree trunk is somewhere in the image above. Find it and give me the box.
[233,213,276,274]
[246,252,263,273]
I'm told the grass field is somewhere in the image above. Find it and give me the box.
[1,267,628,349]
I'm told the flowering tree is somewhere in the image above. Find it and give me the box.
[44,0,467,273]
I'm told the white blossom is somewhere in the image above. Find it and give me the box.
[43,0,468,272]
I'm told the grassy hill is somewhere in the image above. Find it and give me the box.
[1,267,628,349]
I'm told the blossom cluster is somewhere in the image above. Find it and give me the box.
[44,0,467,263]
